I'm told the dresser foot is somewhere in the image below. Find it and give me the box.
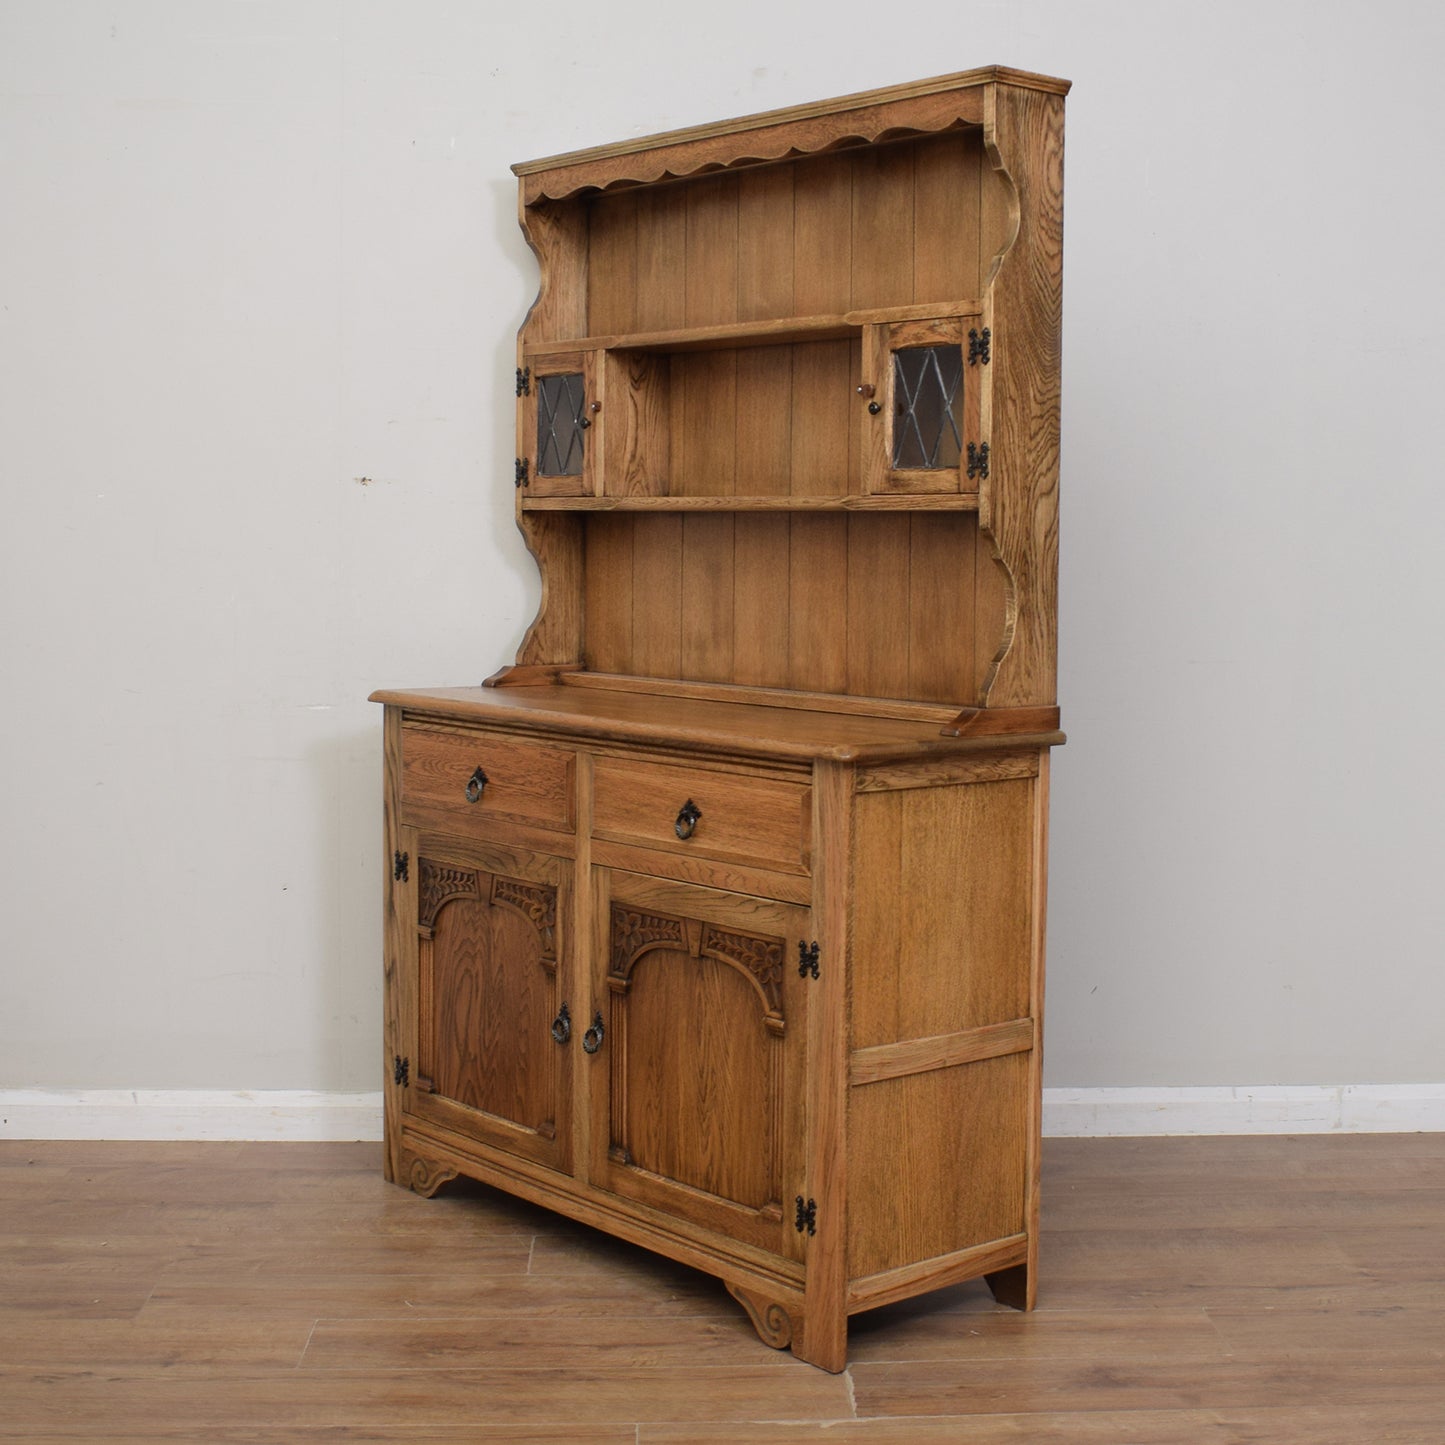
[725,1282,846,1372]
[398,1145,459,1199]
[985,1260,1034,1311]
[726,1281,796,1350]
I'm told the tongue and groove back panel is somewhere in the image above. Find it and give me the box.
[582,510,1006,705]
[581,131,1007,335]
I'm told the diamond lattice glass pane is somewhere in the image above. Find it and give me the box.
[891,345,963,470]
[537,372,586,476]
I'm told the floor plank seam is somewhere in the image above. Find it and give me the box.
[845,1368,859,1418]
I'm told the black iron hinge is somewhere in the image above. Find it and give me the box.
[968,326,992,366]
[514,456,529,487]
[794,1195,817,1235]
[392,850,409,882]
[798,940,820,980]
[516,365,531,396]
[966,441,990,480]
[393,1055,409,1087]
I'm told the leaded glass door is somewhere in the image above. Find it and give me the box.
[862,317,985,495]
[522,349,599,498]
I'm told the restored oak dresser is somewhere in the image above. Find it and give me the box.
[372,66,1068,1371]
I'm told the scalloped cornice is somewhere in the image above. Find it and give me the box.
[514,65,1070,203]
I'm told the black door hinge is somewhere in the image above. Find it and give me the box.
[393,1055,409,1087]
[966,441,990,480]
[968,326,992,365]
[392,850,409,882]
[794,1195,817,1235]
[798,940,820,980]
[514,457,530,488]
[516,365,531,396]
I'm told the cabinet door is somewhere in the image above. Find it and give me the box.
[589,869,811,1261]
[523,350,599,498]
[861,317,984,495]
[401,831,573,1174]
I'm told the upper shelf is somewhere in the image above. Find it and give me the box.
[522,301,984,359]
[511,66,1071,203]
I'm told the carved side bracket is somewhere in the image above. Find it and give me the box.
[399,1146,459,1199]
[725,1281,797,1351]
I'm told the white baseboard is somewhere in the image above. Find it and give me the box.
[2,1084,1442,1141]
[1042,1083,1445,1136]
[0,1090,384,1142]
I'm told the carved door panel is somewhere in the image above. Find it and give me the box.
[590,870,811,1261]
[404,832,572,1174]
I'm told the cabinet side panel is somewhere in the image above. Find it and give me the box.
[381,708,409,1184]
[851,776,1035,1049]
[847,1054,1028,1278]
[979,85,1064,706]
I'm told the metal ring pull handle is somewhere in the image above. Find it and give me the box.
[464,766,489,803]
[550,1003,571,1046]
[674,799,702,841]
[581,1011,605,1055]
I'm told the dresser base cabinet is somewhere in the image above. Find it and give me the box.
[377,695,1056,1371]
[374,64,1067,1371]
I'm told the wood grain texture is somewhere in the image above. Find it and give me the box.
[8,1135,1445,1439]
[978,85,1065,707]
[371,683,1063,764]
[847,1054,1029,1278]
[399,724,575,835]
[592,754,809,875]
[381,708,406,1184]
[850,775,1035,1048]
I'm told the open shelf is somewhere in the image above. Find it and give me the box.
[521,493,980,512]
[523,300,984,359]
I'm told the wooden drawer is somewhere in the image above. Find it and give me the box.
[400,725,575,835]
[591,756,810,875]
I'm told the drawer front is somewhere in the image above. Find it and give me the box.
[592,756,809,874]
[401,725,575,834]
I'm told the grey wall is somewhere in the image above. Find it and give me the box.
[3,0,1442,1093]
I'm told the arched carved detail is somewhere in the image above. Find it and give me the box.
[418,861,481,929]
[726,1281,796,1351]
[608,905,784,1026]
[491,876,558,962]
[609,907,686,975]
[701,924,784,1023]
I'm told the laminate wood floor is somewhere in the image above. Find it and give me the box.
[2,1135,1442,1442]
